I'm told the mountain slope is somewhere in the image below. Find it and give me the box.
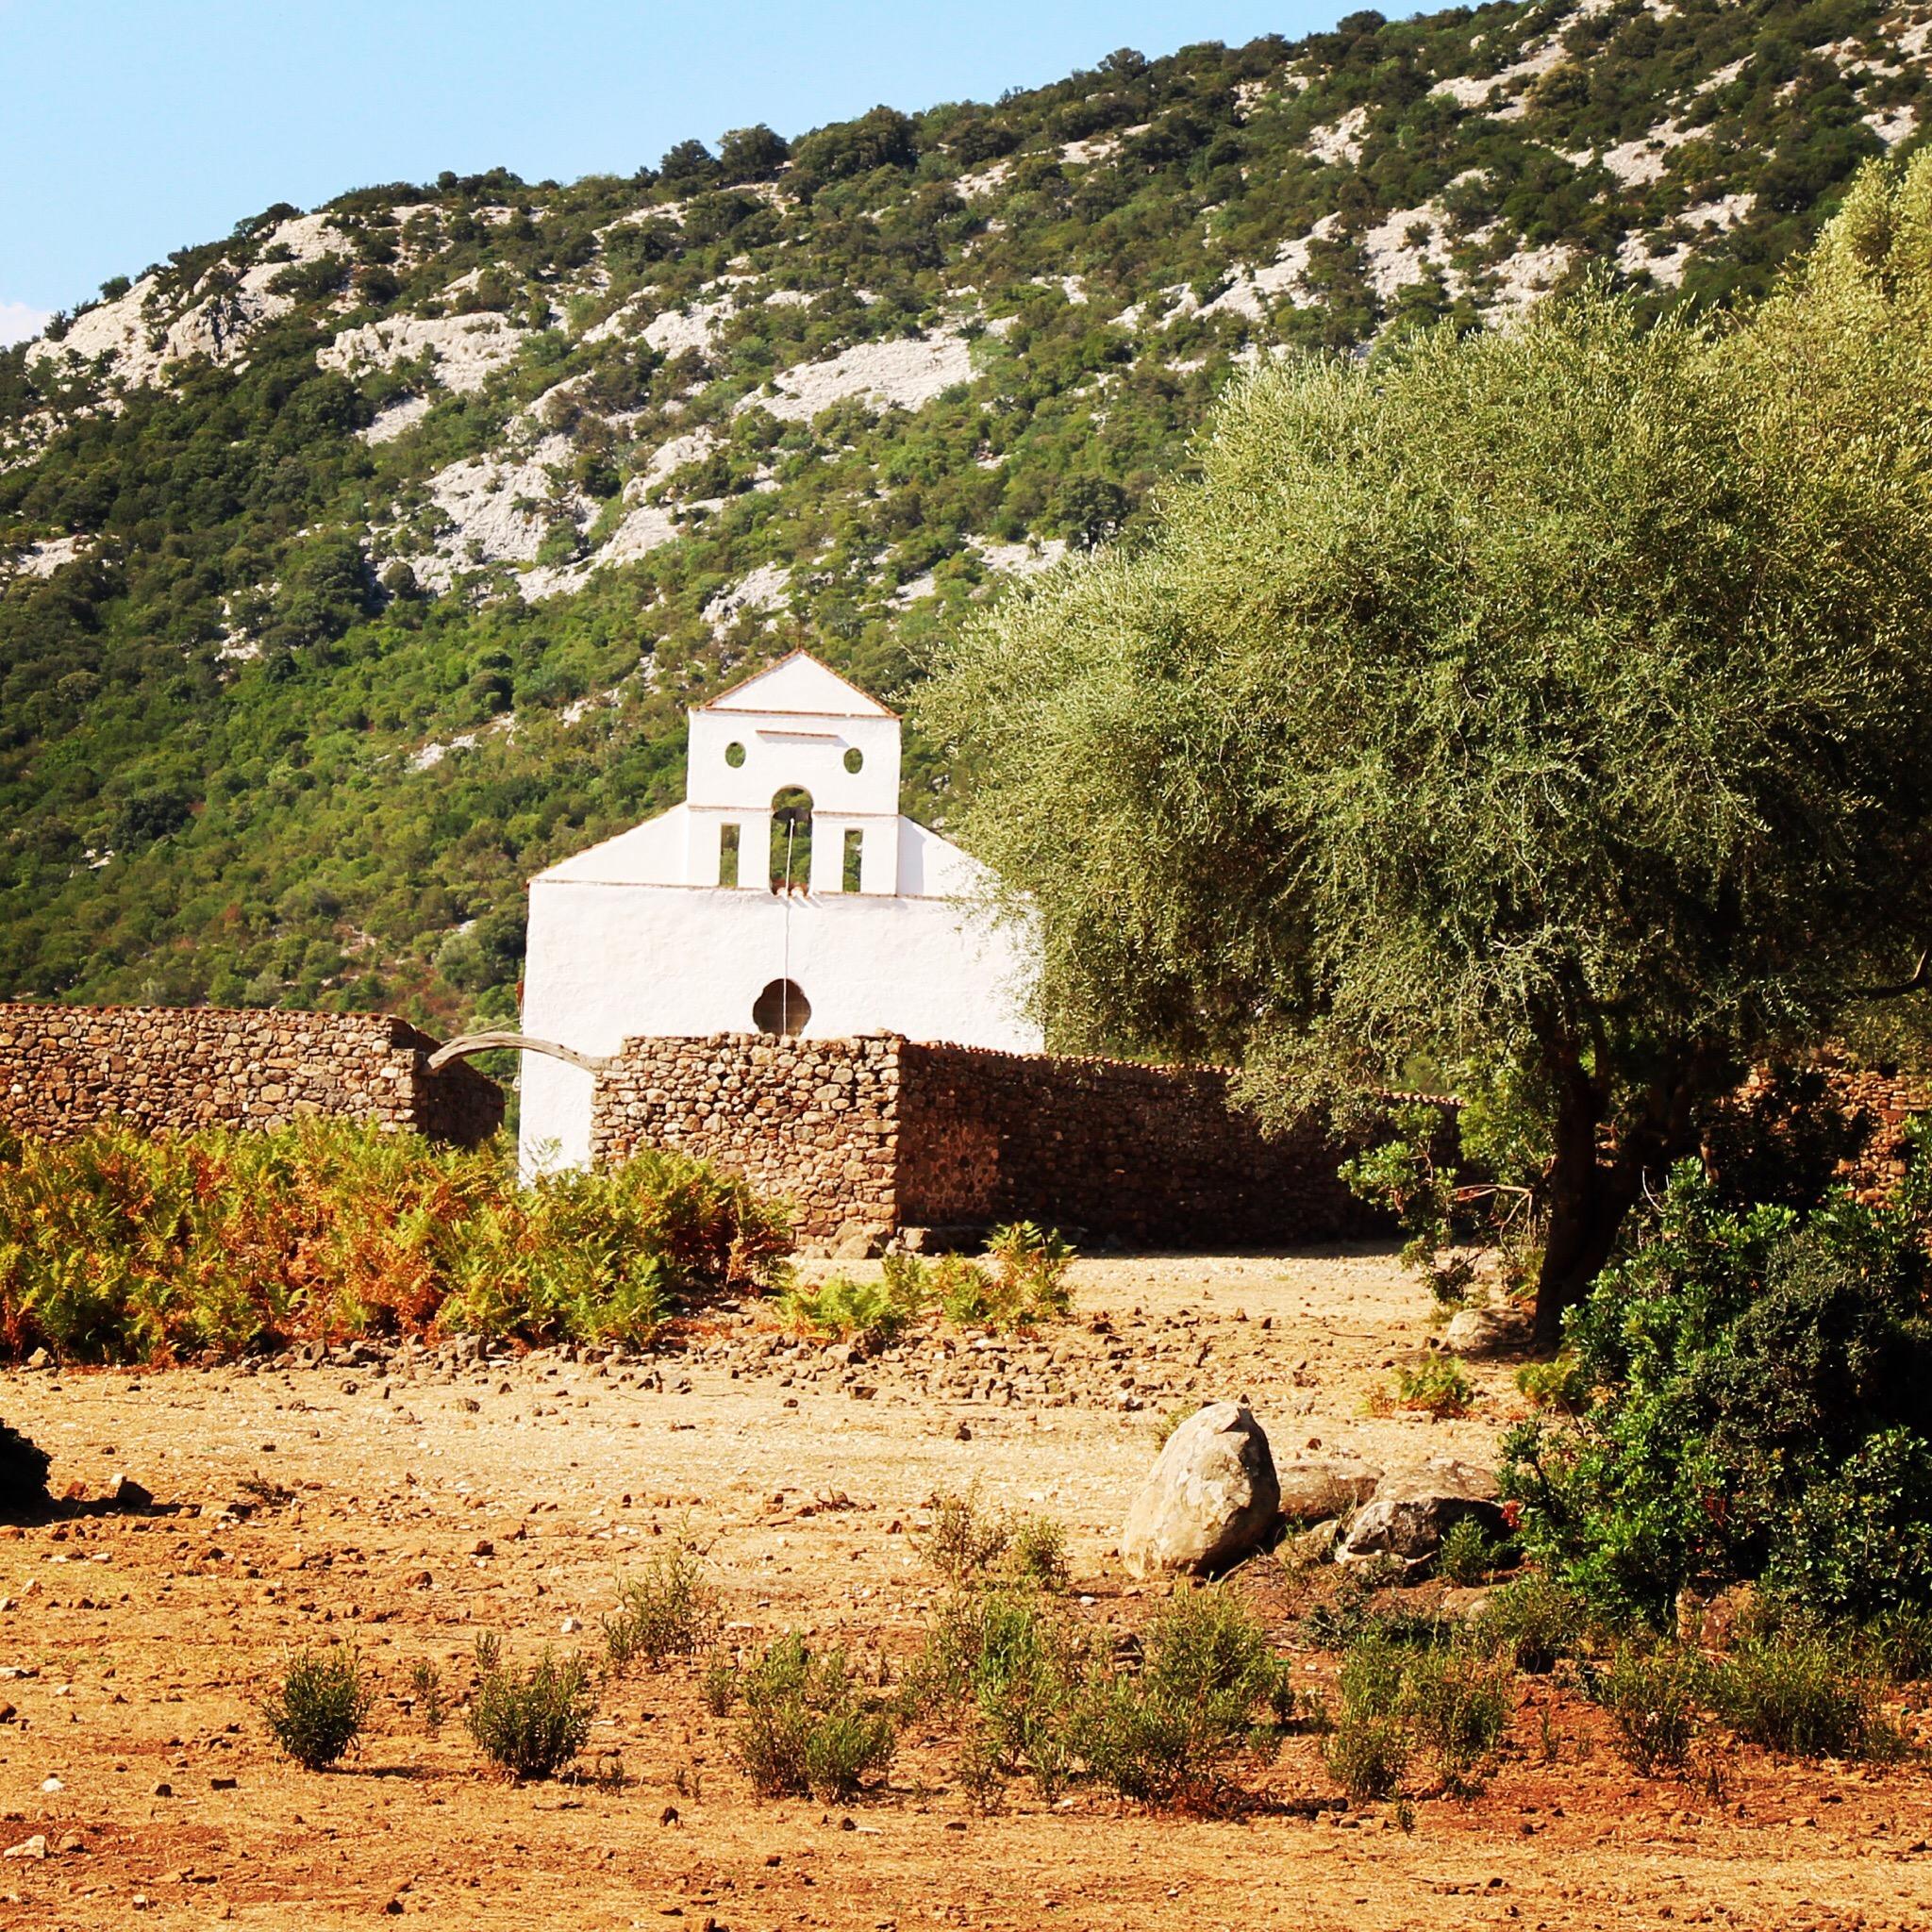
[2,0,1926,1028]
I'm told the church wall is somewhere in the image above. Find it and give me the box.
[0,1002,503,1145]
[518,881,1040,1173]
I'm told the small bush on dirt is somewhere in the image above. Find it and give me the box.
[1713,1634,1898,1759]
[1392,1355,1475,1418]
[732,1632,897,1800]
[1515,1353,1589,1413]
[0,1419,50,1517]
[776,1270,921,1341]
[1005,1516,1072,1592]
[465,1644,595,1780]
[1593,1643,1706,1775]
[1069,1586,1297,1807]
[260,1645,373,1770]
[603,1540,720,1672]
[922,1490,1011,1586]
[1324,1711,1411,1801]
[1475,1574,1592,1673]
[1861,1607,1932,1684]
[701,1655,737,1717]
[408,1657,446,1733]
[909,1590,1085,1800]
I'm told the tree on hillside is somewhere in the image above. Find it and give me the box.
[921,156,1932,1348]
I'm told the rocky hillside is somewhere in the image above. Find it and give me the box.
[3,0,1925,1027]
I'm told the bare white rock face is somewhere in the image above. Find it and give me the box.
[1120,1400,1281,1578]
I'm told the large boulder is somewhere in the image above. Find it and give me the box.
[1276,1456,1382,1524]
[1339,1456,1506,1563]
[1121,1401,1280,1578]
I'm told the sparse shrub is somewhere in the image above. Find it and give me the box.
[0,1419,50,1517]
[1392,1355,1474,1418]
[1068,1586,1295,1807]
[1004,1515,1072,1592]
[408,1657,446,1732]
[1438,1515,1502,1585]
[922,1225,1076,1331]
[908,1590,1085,1799]
[603,1540,720,1673]
[260,1645,373,1770]
[1713,1634,1898,1759]
[1593,1643,1706,1775]
[701,1655,737,1717]
[1475,1574,1591,1673]
[731,1632,897,1800]
[921,1490,1010,1586]
[1400,1645,1513,1792]
[776,1269,920,1341]
[465,1644,595,1781]
[1861,1607,1932,1684]
[1324,1711,1411,1801]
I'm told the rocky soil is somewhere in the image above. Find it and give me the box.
[1,1244,1927,1931]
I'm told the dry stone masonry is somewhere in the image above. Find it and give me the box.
[591,1031,1426,1250]
[0,1003,502,1146]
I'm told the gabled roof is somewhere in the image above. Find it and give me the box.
[699,649,898,719]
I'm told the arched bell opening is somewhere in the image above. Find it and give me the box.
[770,787,813,892]
[753,978,811,1037]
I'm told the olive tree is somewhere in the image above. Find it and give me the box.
[921,158,1932,1345]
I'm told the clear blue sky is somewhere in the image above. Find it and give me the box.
[0,0,1350,342]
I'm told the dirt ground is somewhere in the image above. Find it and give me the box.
[1,1243,1926,1932]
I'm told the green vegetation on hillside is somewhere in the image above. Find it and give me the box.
[1,0,1924,1026]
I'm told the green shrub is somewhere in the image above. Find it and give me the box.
[0,1121,791,1363]
[1502,1149,1932,1628]
[1392,1356,1474,1418]
[1592,1643,1706,1775]
[465,1644,596,1780]
[731,1633,897,1800]
[921,1490,1011,1586]
[1713,1634,1897,1759]
[1068,1586,1296,1807]
[407,1657,446,1733]
[1438,1515,1502,1585]
[603,1541,719,1673]
[1515,1354,1590,1413]
[1324,1712,1410,1801]
[908,1590,1085,1799]
[1005,1516,1072,1592]
[1475,1574,1591,1673]
[260,1645,373,1770]
[775,1267,923,1341]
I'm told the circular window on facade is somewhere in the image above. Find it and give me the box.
[753,977,811,1036]
[724,741,747,769]
[843,745,864,774]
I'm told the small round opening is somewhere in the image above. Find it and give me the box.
[753,978,810,1037]
[842,745,864,774]
[724,741,747,769]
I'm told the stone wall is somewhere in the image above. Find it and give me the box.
[588,1031,1431,1251]
[0,1003,503,1147]
[589,1033,902,1245]
[1726,1058,1932,1207]
[896,1042,1398,1247]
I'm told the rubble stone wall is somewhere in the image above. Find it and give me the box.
[0,1003,503,1146]
[589,1033,902,1245]
[896,1042,1400,1246]
[589,1032,1430,1250]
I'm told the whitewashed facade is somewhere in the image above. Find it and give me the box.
[518,652,1041,1170]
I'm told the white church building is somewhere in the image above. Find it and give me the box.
[516,652,1041,1171]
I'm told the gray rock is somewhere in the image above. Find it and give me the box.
[1120,1401,1280,1578]
[1339,1456,1506,1562]
[1441,1306,1532,1358]
[1289,1518,1342,1565]
[1276,1457,1381,1523]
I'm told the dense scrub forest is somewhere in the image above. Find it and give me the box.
[2,0,1926,1032]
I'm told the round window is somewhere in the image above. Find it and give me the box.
[843,745,864,774]
[724,741,747,769]
[753,978,810,1037]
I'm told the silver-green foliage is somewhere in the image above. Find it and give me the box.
[924,155,1932,1336]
